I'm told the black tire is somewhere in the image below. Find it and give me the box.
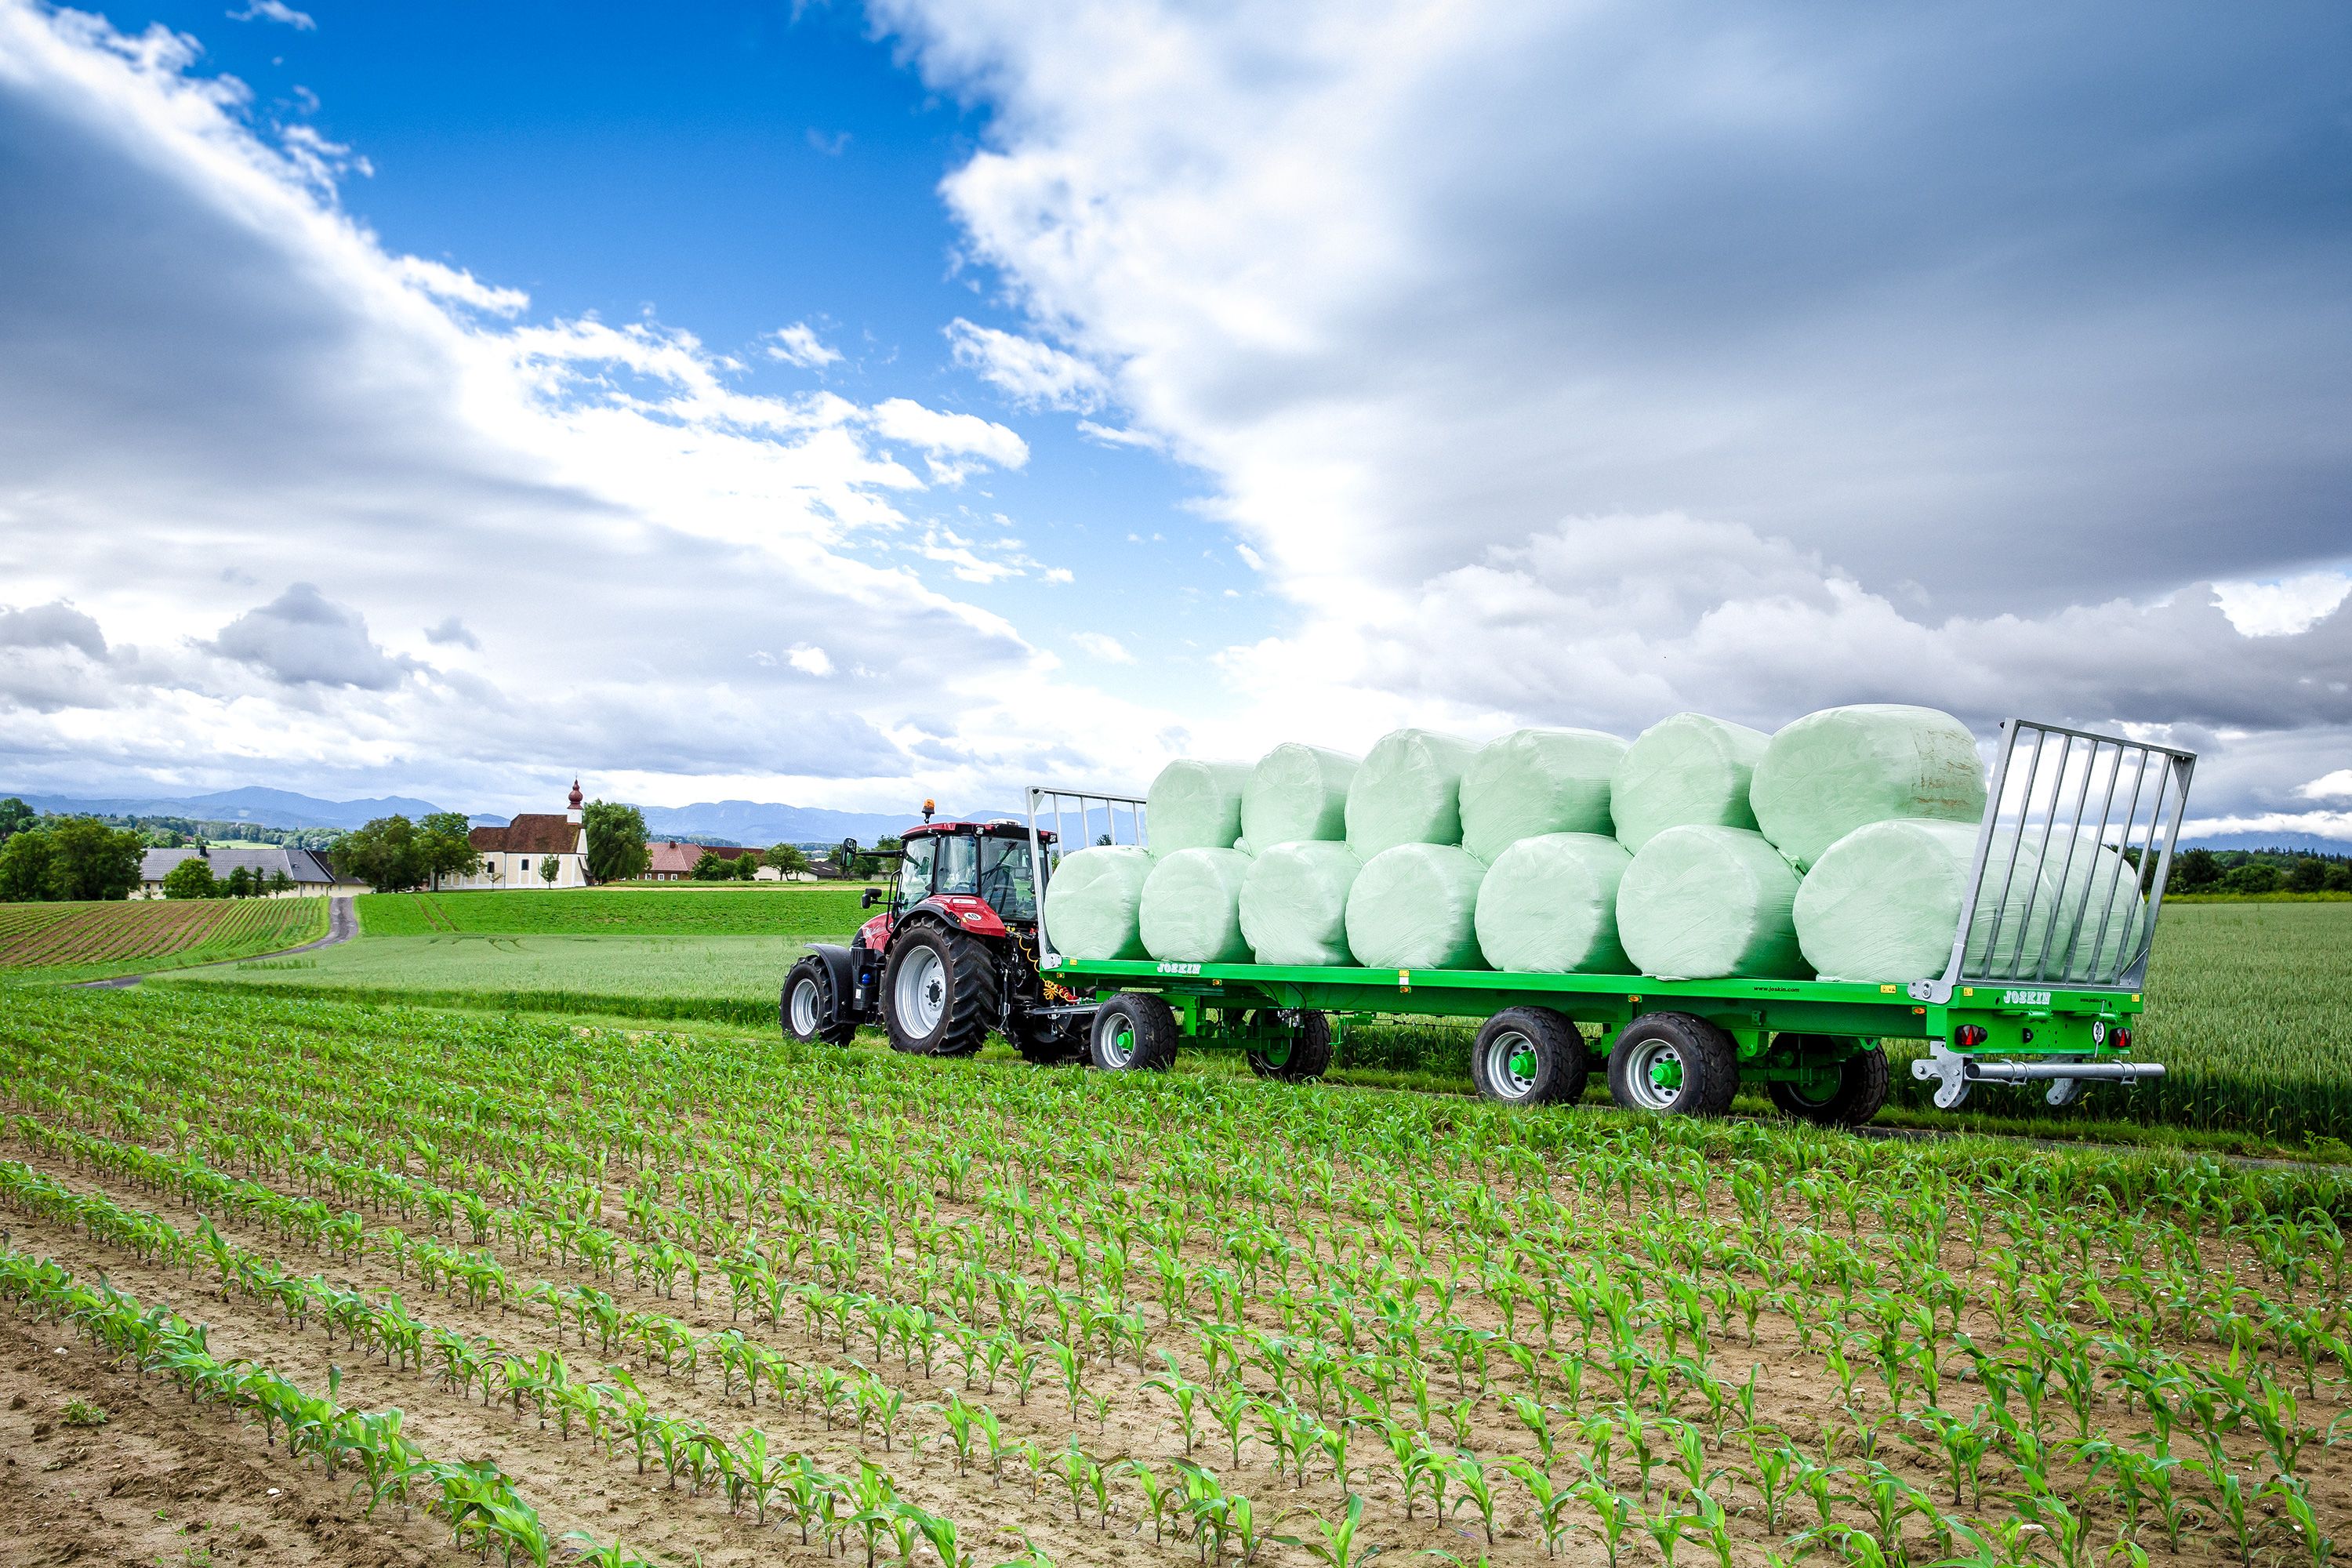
[1011,1017,1087,1065]
[781,956,855,1046]
[1089,993,1178,1072]
[1606,1012,1739,1116]
[1766,1036,1891,1127]
[1247,1011,1334,1083]
[1468,1007,1588,1107]
[881,924,998,1058]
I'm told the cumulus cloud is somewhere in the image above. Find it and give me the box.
[209,583,412,689]
[945,318,1106,412]
[0,601,108,659]
[423,615,479,650]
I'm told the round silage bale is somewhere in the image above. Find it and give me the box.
[1146,759,1252,852]
[1459,728,1628,862]
[1243,742,1359,847]
[1139,847,1254,964]
[1040,844,1156,960]
[1792,818,1977,982]
[1344,843,1487,970]
[1749,705,1987,872]
[1610,713,1770,853]
[1239,840,1363,966]
[1345,729,1479,859]
[1475,832,1633,974]
[1616,825,1809,981]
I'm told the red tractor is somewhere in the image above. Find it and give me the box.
[780,815,1092,1062]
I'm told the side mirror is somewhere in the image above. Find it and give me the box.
[861,887,881,909]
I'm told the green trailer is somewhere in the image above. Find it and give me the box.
[1024,718,2191,1125]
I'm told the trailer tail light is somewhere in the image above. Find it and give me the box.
[1953,1025,1988,1048]
[2111,1027,2132,1053]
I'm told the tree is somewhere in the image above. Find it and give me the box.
[2286,856,2329,894]
[0,797,36,844]
[223,865,256,898]
[732,851,758,881]
[583,800,652,884]
[0,829,55,901]
[2223,861,2283,895]
[267,869,294,895]
[539,854,560,886]
[45,817,143,901]
[418,812,481,890]
[162,857,218,900]
[2169,847,2219,893]
[691,849,731,881]
[332,816,428,893]
[765,843,811,878]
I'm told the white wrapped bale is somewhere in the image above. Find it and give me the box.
[1239,840,1363,967]
[1345,728,1479,858]
[1139,848,1254,964]
[1616,826,1809,981]
[1611,714,1770,853]
[1243,742,1359,847]
[1041,845,1156,960]
[1345,843,1488,971]
[1146,759,1252,852]
[1750,705,1987,872]
[1792,818,1977,982]
[1459,728,1628,862]
[1475,832,1634,974]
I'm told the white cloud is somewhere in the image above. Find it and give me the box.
[395,257,528,317]
[945,318,1107,412]
[2212,572,2352,637]
[765,321,842,369]
[1071,631,1135,664]
[209,583,412,689]
[2181,811,2352,844]
[788,644,834,677]
[227,0,313,29]
[2299,770,2352,803]
[1076,419,1160,450]
[423,615,479,650]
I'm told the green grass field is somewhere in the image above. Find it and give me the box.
[357,884,869,937]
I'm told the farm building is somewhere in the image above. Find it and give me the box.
[644,840,778,880]
[133,844,366,899]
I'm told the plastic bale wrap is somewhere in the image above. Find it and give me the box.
[1345,729,1479,858]
[1344,843,1488,971]
[1239,840,1363,967]
[1610,714,1770,853]
[1791,818,1976,982]
[1243,743,1359,846]
[1970,830,2151,983]
[1459,728,1629,862]
[1474,832,1634,974]
[1139,848,1255,964]
[1040,845,1155,961]
[1146,759,1252,852]
[1750,705,1987,872]
[1616,825,1810,981]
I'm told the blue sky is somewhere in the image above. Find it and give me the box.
[1,0,2347,838]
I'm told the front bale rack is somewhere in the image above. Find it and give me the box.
[1025,718,2191,1123]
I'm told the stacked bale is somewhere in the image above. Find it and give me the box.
[1345,730,1478,858]
[1616,825,1809,981]
[1239,841,1362,966]
[1041,844,1155,960]
[1458,728,1627,862]
[1474,833,1633,973]
[1610,714,1769,852]
[1749,705,1986,871]
[1147,759,1252,851]
[1139,848,1254,964]
[1243,744,1358,846]
[1345,843,1487,970]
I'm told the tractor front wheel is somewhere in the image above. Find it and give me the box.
[882,924,997,1058]
[781,956,856,1046]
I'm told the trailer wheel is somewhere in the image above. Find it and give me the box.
[882,924,997,1058]
[781,956,856,1047]
[1607,1013,1738,1116]
[1090,993,1178,1072]
[1766,1036,1890,1127]
[1247,1011,1334,1083]
[1012,1018,1087,1066]
[1464,1008,1585,1107]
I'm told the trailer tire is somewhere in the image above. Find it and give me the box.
[781,956,857,1047]
[1012,1018,1087,1065]
[1090,993,1178,1072]
[1767,1036,1890,1127]
[1247,1011,1334,1083]
[883,924,996,1058]
[1470,1007,1588,1107]
[1607,1012,1738,1116]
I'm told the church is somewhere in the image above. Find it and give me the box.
[442,781,590,889]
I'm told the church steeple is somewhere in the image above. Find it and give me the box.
[566,779,583,825]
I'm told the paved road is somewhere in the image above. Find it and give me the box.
[77,895,358,989]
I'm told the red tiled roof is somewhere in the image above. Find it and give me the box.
[644,840,756,875]
[471,815,581,856]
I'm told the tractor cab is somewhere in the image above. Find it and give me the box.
[864,818,1048,931]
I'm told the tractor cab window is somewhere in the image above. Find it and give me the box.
[897,836,936,906]
[980,836,1036,921]
[933,832,979,897]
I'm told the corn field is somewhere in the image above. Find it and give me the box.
[1,982,2348,1567]
[0,895,327,977]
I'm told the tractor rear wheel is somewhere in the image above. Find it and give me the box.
[1247,1010,1334,1083]
[1089,993,1178,1072]
[1607,1012,1738,1116]
[882,924,997,1058]
[781,956,856,1046]
[1469,1007,1588,1107]
[1766,1036,1890,1127]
